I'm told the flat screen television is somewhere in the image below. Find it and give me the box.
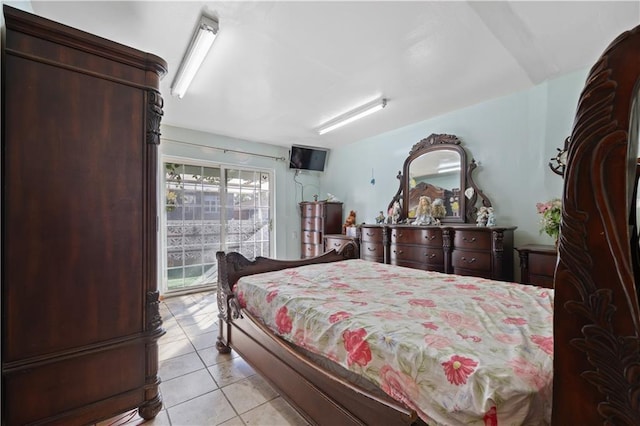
[289,144,329,172]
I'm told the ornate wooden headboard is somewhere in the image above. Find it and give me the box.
[553,24,640,424]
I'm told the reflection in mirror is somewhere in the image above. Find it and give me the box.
[407,150,462,220]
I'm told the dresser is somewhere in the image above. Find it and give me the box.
[324,234,359,257]
[357,224,516,282]
[300,201,343,258]
[2,6,165,424]
[515,244,557,288]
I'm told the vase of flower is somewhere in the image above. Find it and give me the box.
[536,199,562,244]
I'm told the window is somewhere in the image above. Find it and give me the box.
[163,161,272,293]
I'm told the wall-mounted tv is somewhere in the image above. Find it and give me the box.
[289,144,329,172]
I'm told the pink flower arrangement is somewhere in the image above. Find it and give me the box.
[536,199,562,241]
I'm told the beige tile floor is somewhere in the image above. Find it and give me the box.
[98,291,309,426]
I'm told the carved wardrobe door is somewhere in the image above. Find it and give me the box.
[2,6,166,424]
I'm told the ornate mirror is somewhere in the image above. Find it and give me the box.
[389,134,492,223]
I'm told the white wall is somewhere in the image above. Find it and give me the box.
[321,68,589,249]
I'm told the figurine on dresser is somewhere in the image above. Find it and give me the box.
[486,207,496,226]
[412,195,435,225]
[375,211,385,224]
[476,206,490,226]
[388,201,401,224]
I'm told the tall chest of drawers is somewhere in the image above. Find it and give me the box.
[300,201,343,258]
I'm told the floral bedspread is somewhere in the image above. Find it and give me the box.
[234,259,554,425]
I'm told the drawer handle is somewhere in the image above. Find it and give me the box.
[394,249,403,255]
[307,247,313,251]
[426,253,436,259]
[367,247,377,252]
[333,242,341,247]
[366,232,374,236]
[463,237,477,243]
[461,256,476,264]
[425,235,436,240]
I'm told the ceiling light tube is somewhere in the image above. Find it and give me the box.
[437,166,461,174]
[171,15,219,98]
[317,98,387,135]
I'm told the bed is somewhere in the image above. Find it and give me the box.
[216,24,640,425]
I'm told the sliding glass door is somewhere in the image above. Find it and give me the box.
[163,160,272,293]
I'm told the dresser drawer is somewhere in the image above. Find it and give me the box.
[530,275,554,289]
[360,227,384,243]
[390,228,442,246]
[360,241,384,259]
[390,244,443,265]
[453,230,491,249]
[302,231,321,244]
[324,236,355,252]
[301,217,323,231]
[529,252,557,277]
[301,243,321,258]
[452,250,491,272]
[302,203,323,217]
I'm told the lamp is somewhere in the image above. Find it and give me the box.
[317,98,387,135]
[171,15,219,98]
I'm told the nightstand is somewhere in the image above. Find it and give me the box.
[324,234,359,257]
[515,244,557,288]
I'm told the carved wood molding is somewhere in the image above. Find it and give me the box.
[409,133,461,156]
[553,24,640,424]
[146,90,164,145]
[146,290,163,331]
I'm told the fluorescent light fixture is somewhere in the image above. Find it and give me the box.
[317,98,387,135]
[170,15,219,98]
[438,161,460,169]
[437,166,461,174]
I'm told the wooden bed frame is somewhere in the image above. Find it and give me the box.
[216,24,640,425]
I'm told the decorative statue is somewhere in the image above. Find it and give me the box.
[486,207,496,227]
[476,206,490,227]
[375,211,385,224]
[343,210,356,234]
[413,196,434,225]
[389,201,401,224]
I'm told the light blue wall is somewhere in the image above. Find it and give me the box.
[159,125,321,260]
[160,67,589,265]
[322,68,589,249]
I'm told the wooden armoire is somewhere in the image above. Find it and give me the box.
[2,6,167,424]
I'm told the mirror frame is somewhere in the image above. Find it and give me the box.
[388,133,492,223]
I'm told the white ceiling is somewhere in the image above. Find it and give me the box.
[26,1,640,150]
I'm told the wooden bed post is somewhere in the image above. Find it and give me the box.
[553,24,640,424]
